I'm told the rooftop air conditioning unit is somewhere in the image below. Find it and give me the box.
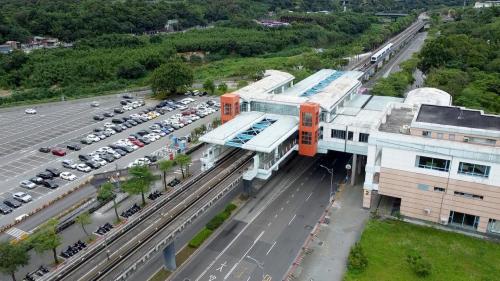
[399,125,410,134]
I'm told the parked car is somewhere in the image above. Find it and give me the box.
[20,180,36,189]
[67,144,81,151]
[81,138,93,145]
[29,177,44,185]
[85,160,101,169]
[39,147,51,153]
[4,198,22,208]
[62,159,77,169]
[60,172,77,181]
[36,171,53,180]
[93,115,104,121]
[46,168,62,177]
[42,180,59,189]
[25,108,37,114]
[90,101,100,107]
[52,148,66,156]
[114,107,125,114]
[76,164,92,172]
[13,192,32,203]
[112,118,124,124]
[0,204,12,214]
[103,112,114,117]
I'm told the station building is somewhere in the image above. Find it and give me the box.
[200,69,500,235]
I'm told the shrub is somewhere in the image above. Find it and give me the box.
[347,243,368,273]
[225,203,237,213]
[188,228,213,248]
[407,251,432,277]
[206,213,226,230]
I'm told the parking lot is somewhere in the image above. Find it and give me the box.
[0,91,218,228]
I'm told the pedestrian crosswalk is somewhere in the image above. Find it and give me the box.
[5,227,30,239]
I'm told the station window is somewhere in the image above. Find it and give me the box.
[301,131,312,145]
[434,187,446,193]
[359,133,369,143]
[331,129,345,139]
[417,183,429,191]
[347,131,354,141]
[302,112,313,127]
[454,191,483,200]
[488,219,500,234]
[234,103,240,114]
[448,211,479,230]
[223,104,232,115]
[422,130,431,138]
[458,162,490,178]
[416,156,450,172]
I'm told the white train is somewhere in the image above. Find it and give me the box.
[370,43,393,63]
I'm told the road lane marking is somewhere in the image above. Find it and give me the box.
[305,192,313,201]
[224,231,264,280]
[266,241,277,256]
[288,214,296,225]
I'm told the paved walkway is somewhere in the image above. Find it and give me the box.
[290,184,370,281]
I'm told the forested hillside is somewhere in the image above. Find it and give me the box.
[420,8,500,114]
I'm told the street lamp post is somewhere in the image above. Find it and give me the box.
[320,164,334,202]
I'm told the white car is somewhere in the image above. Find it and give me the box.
[93,158,107,166]
[131,102,140,108]
[90,101,100,107]
[13,192,32,203]
[135,158,151,165]
[87,134,101,142]
[104,122,114,128]
[60,172,77,181]
[20,180,36,189]
[123,105,133,111]
[77,164,92,172]
[177,105,187,110]
[105,129,116,135]
[25,108,37,114]
[62,159,77,169]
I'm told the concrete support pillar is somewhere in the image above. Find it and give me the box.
[243,178,253,197]
[362,189,372,209]
[162,242,176,271]
[477,217,489,233]
[350,154,357,186]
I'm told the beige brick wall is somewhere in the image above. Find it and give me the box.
[378,167,500,232]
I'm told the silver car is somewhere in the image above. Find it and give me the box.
[20,180,36,189]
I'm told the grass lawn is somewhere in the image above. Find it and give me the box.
[344,219,500,281]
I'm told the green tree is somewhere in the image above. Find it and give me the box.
[347,242,368,273]
[122,165,155,206]
[75,212,92,237]
[203,79,216,95]
[150,60,193,97]
[217,82,228,94]
[116,61,146,79]
[0,241,29,281]
[29,219,61,264]
[175,154,192,179]
[98,182,120,222]
[158,159,174,191]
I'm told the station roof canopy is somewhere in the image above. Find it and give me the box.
[236,70,294,100]
[200,112,298,153]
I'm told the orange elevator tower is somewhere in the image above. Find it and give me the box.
[220,93,240,124]
[298,102,320,157]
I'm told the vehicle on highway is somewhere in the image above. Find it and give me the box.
[67,143,81,151]
[103,112,114,117]
[37,171,54,180]
[90,101,100,107]
[60,172,77,181]
[29,177,43,185]
[0,203,12,214]
[62,159,77,169]
[20,180,36,189]
[46,167,62,177]
[52,148,67,156]
[4,198,22,208]
[76,164,91,172]
[13,192,32,203]
[42,180,59,189]
[93,115,104,121]
[25,108,37,114]
[39,147,51,153]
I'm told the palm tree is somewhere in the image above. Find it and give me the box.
[98,182,120,222]
[75,212,92,237]
[122,165,155,206]
[158,159,174,191]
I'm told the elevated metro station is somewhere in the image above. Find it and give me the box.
[200,69,500,234]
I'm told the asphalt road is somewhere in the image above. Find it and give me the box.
[0,92,218,231]
[171,152,350,281]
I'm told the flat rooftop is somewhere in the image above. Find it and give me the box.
[415,105,500,131]
[379,107,415,134]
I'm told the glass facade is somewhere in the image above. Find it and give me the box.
[458,162,490,178]
[331,129,346,139]
[250,101,299,116]
[301,131,312,144]
[302,112,313,127]
[359,133,369,143]
[448,211,479,230]
[416,156,450,172]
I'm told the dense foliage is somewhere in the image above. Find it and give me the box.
[420,8,500,113]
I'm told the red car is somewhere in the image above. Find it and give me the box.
[51,148,66,156]
[131,140,144,147]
